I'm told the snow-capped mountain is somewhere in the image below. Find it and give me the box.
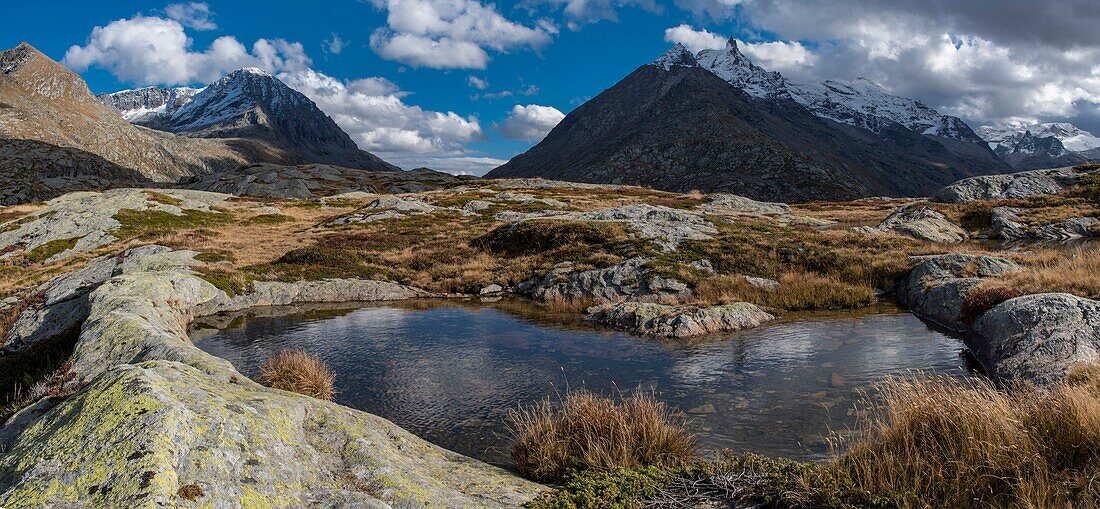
[97,86,203,126]
[131,67,397,171]
[976,122,1100,170]
[977,123,1100,153]
[695,39,983,143]
[486,44,1006,201]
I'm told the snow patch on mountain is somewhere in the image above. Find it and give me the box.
[653,44,698,71]
[97,86,203,124]
[663,38,978,142]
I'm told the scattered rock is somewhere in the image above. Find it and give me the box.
[587,301,774,339]
[479,284,504,295]
[744,276,780,291]
[462,199,493,212]
[496,204,717,251]
[991,206,1097,240]
[700,194,790,216]
[328,195,468,225]
[495,192,569,208]
[690,259,716,274]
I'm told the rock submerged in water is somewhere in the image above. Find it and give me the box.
[587,301,774,339]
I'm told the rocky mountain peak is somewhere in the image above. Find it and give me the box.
[653,43,697,70]
[0,42,96,104]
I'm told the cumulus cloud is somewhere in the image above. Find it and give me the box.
[63,16,309,85]
[672,0,742,21]
[721,0,1100,129]
[165,2,216,30]
[280,69,485,159]
[368,0,554,69]
[527,0,661,30]
[663,24,724,53]
[497,104,565,141]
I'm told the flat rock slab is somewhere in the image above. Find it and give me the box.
[588,301,774,339]
[934,165,1095,203]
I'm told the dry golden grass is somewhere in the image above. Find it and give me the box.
[982,247,1100,299]
[694,271,875,311]
[257,349,336,401]
[509,390,697,483]
[836,373,1100,508]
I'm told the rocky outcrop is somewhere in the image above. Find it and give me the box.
[328,195,469,225]
[519,257,690,303]
[496,204,717,251]
[934,165,1095,203]
[855,204,967,243]
[182,164,473,199]
[587,301,774,339]
[0,245,542,507]
[991,206,1097,240]
[699,194,790,216]
[0,189,232,263]
[896,254,1020,332]
[969,293,1100,386]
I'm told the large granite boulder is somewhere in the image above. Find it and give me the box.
[933,165,1094,203]
[587,301,774,339]
[857,204,967,243]
[896,254,1020,331]
[969,293,1100,386]
[0,246,543,506]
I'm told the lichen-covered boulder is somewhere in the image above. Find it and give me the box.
[991,206,1097,240]
[933,165,1093,203]
[493,204,717,251]
[896,254,1020,331]
[862,205,967,243]
[587,301,774,339]
[700,194,790,216]
[520,257,690,303]
[969,293,1100,386]
[0,361,540,508]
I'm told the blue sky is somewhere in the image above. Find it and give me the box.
[5,1,1099,173]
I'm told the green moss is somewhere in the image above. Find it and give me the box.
[113,208,233,240]
[528,467,673,509]
[25,237,81,263]
[196,268,255,297]
[244,214,294,225]
[144,191,184,206]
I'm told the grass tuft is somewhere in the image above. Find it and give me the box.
[960,284,1023,323]
[474,220,630,257]
[509,389,696,483]
[24,237,80,263]
[257,349,336,401]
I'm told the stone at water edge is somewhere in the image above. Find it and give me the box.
[587,301,775,339]
[896,253,1020,331]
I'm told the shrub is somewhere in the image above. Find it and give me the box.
[509,390,696,483]
[257,350,336,401]
[960,285,1023,322]
[473,220,629,257]
[695,271,875,311]
[177,483,205,501]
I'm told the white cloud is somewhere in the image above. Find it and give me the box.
[324,33,346,54]
[368,0,553,69]
[62,16,310,85]
[279,68,485,158]
[672,0,742,21]
[663,24,725,53]
[165,2,216,30]
[497,104,565,141]
[467,75,489,89]
[472,84,538,100]
[531,0,661,30]
[739,39,815,73]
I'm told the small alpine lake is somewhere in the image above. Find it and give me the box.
[190,300,975,467]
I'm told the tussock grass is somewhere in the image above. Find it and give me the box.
[509,390,696,483]
[987,247,1100,299]
[960,284,1023,322]
[836,374,1100,508]
[473,220,631,257]
[257,350,336,401]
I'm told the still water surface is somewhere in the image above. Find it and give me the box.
[191,301,972,465]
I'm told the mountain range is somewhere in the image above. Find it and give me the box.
[975,123,1100,170]
[0,42,395,203]
[487,41,1007,201]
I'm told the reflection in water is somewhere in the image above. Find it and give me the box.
[191,301,973,466]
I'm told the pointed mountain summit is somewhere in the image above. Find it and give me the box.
[157,68,397,171]
[653,43,697,70]
[487,43,1007,201]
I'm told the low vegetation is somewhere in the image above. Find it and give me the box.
[24,237,79,263]
[257,349,336,401]
[509,390,696,484]
[0,360,81,423]
[981,247,1100,300]
[530,369,1100,508]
